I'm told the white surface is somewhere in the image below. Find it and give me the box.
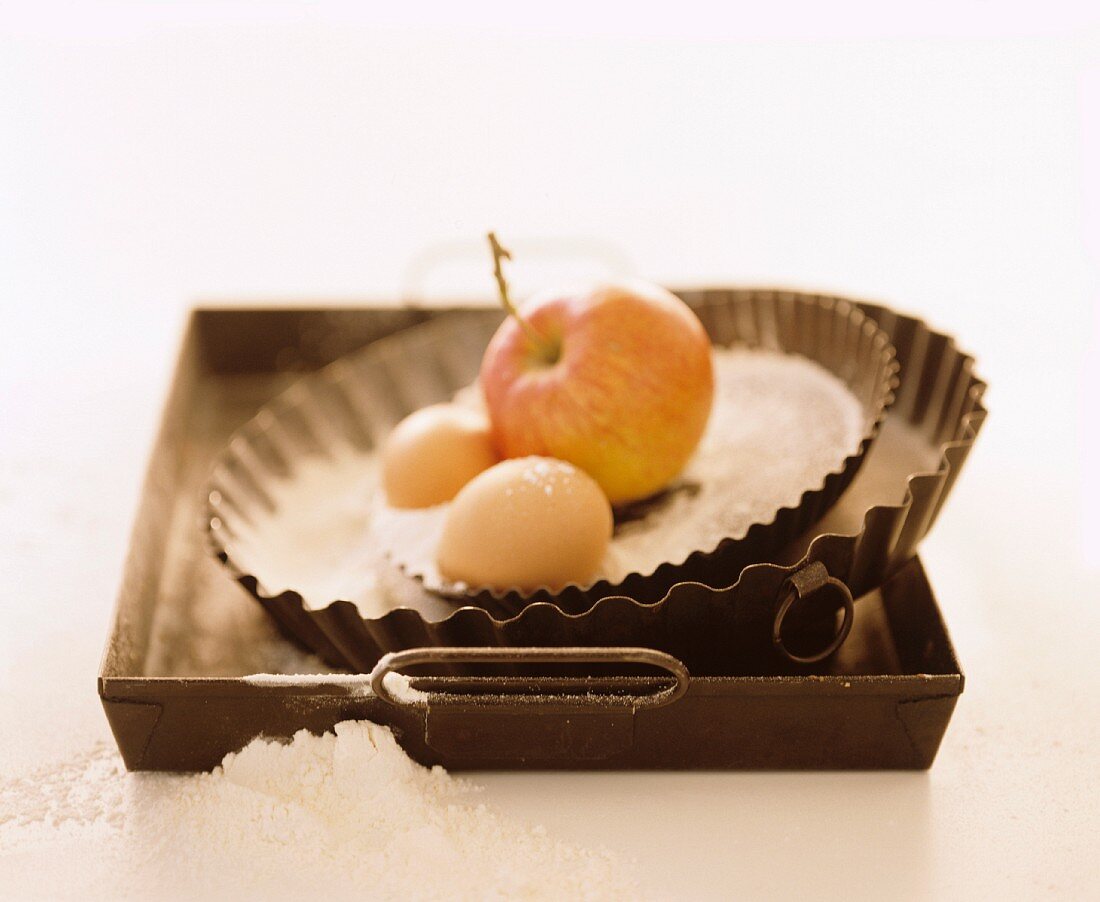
[2,3,1099,899]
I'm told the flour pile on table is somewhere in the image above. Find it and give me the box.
[0,721,634,900]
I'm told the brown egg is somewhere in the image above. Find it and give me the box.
[381,404,497,509]
[436,456,613,592]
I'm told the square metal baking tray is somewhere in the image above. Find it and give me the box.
[98,306,963,771]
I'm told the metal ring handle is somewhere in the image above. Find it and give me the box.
[369,646,690,709]
[772,563,855,664]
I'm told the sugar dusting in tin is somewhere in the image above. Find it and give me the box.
[377,348,865,592]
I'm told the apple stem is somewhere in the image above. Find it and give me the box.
[487,231,549,350]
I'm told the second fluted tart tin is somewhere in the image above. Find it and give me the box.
[207,290,983,673]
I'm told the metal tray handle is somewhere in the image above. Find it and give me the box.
[370,646,690,709]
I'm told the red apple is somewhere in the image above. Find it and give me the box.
[479,280,714,504]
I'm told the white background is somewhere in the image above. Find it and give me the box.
[2,2,1099,899]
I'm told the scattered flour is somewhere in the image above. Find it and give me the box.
[381,670,431,704]
[0,740,126,835]
[230,348,864,610]
[242,672,372,691]
[0,722,636,901]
